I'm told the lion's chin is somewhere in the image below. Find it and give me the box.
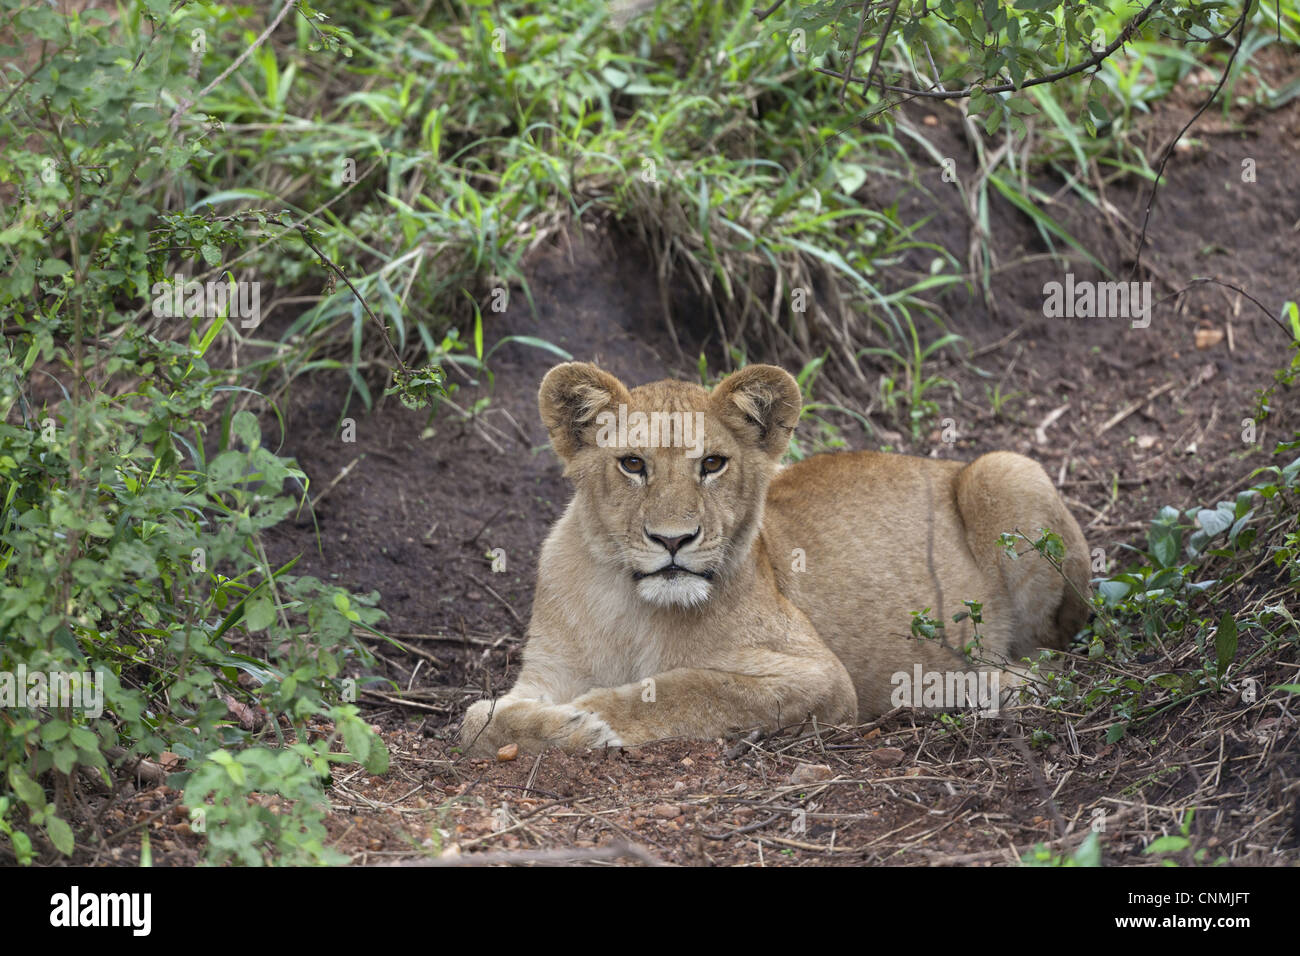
[635,572,713,608]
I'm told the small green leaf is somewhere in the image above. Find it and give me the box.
[1150,530,1178,568]
[1284,301,1299,340]
[230,410,261,450]
[7,766,45,809]
[983,104,1004,135]
[1144,835,1190,855]
[46,815,75,856]
[223,760,246,786]
[342,719,371,768]
[37,258,71,276]
[1072,830,1101,866]
[10,830,33,863]
[245,593,276,632]
[53,625,85,661]
[1098,580,1130,605]
[1197,507,1233,538]
[53,746,78,775]
[1214,612,1238,679]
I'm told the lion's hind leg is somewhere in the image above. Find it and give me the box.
[955,452,1092,655]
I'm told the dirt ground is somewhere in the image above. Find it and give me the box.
[104,52,1300,866]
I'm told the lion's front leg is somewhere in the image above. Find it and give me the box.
[570,658,858,747]
[459,695,623,756]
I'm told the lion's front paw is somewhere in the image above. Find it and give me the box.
[459,698,506,755]
[459,697,622,754]
[551,703,623,750]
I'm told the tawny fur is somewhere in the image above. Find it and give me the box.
[459,363,1091,754]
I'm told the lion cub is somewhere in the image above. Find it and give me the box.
[460,363,1090,754]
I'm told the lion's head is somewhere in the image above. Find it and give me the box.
[538,362,801,609]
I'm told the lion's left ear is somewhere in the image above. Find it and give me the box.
[709,365,801,458]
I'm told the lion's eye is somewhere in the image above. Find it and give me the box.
[701,455,727,476]
[619,456,645,475]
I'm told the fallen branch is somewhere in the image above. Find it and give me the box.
[387,841,670,867]
[1096,381,1175,436]
[1034,402,1071,445]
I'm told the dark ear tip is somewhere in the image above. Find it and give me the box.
[715,364,801,404]
[720,363,798,385]
[539,362,601,403]
[539,360,589,387]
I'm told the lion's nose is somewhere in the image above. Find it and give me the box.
[646,527,700,555]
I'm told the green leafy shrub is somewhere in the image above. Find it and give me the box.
[0,0,391,864]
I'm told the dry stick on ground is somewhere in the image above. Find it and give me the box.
[359,689,451,714]
[465,573,527,630]
[724,729,765,760]
[100,802,186,848]
[703,812,784,841]
[525,752,544,793]
[309,454,362,510]
[570,805,671,850]
[968,325,1024,360]
[104,746,170,787]
[464,504,508,546]
[390,841,670,867]
[438,394,519,449]
[454,797,606,849]
[388,638,444,670]
[487,405,535,448]
[1096,380,1176,436]
[1057,437,1079,487]
[378,630,511,648]
[1006,732,1068,844]
[853,706,910,738]
[1033,402,1070,445]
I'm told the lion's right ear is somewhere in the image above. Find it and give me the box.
[538,363,633,462]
